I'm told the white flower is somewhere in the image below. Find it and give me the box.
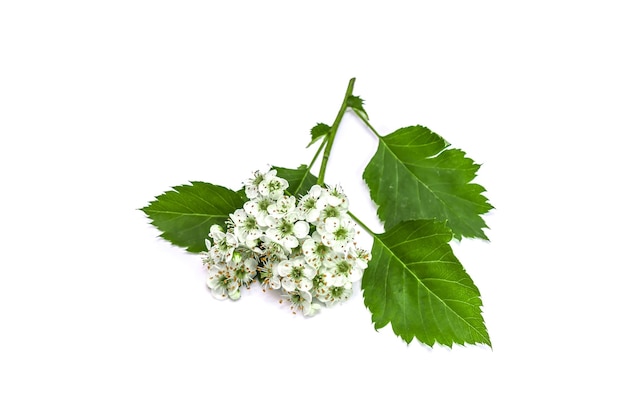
[243,196,274,227]
[206,264,241,300]
[277,256,316,292]
[265,215,309,252]
[230,256,259,288]
[286,290,320,317]
[350,246,371,270]
[229,208,262,246]
[324,185,349,210]
[258,172,288,200]
[296,184,324,222]
[301,231,332,268]
[318,215,356,253]
[312,185,349,223]
[259,260,282,290]
[317,282,353,307]
[266,195,297,219]
[323,253,361,286]
[310,271,330,300]
[202,170,368,316]
[207,225,238,262]
[259,238,289,263]
[244,169,277,200]
[317,203,344,224]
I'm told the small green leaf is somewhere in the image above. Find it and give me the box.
[363,125,492,240]
[347,95,368,119]
[141,182,244,253]
[273,165,318,196]
[307,123,331,148]
[362,220,490,347]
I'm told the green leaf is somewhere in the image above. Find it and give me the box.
[273,165,318,196]
[141,182,244,253]
[307,122,331,148]
[347,95,368,119]
[362,220,490,347]
[363,125,492,240]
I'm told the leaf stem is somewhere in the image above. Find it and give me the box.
[355,111,382,139]
[308,136,328,172]
[317,78,356,185]
[348,210,377,238]
[292,136,328,195]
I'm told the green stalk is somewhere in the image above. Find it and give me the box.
[290,136,328,196]
[348,210,377,238]
[317,78,356,185]
[307,136,328,174]
[354,111,382,139]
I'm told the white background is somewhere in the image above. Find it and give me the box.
[1,1,624,416]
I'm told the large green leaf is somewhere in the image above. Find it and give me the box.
[274,165,318,196]
[363,125,492,240]
[362,219,490,347]
[141,182,244,253]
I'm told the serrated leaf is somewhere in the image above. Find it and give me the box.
[362,220,490,347]
[347,95,368,119]
[307,123,331,148]
[273,165,318,196]
[141,182,244,253]
[363,125,492,240]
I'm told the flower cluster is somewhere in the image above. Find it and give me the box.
[202,169,370,316]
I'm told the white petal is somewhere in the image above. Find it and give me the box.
[293,221,310,239]
[266,228,281,243]
[269,276,281,289]
[325,217,340,233]
[244,258,258,273]
[225,233,238,247]
[298,278,313,291]
[230,209,247,225]
[264,216,279,228]
[348,267,363,282]
[211,288,228,300]
[283,235,299,249]
[282,277,296,292]
[302,264,317,279]
[301,238,316,254]
[326,194,341,207]
[243,200,258,216]
[309,185,322,198]
[305,209,320,223]
[209,226,225,241]
[245,185,258,199]
[277,260,292,277]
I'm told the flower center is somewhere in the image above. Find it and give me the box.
[243,217,257,230]
[314,242,330,257]
[322,206,340,219]
[335,260,351,275]
[278,219,294,236]
[312,274,325,290]
[334,226,348,241]
[303,197,317,210]
[252,173,264,186]
[291,266,304,280]
[258,198,271,212]
[268,179,283,193]
[330,286,346,298]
